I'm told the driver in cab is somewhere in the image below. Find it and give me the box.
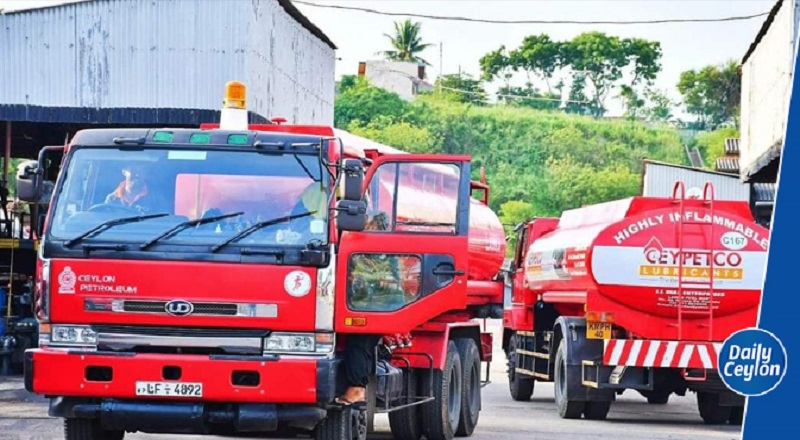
[104,165,164,213]
[276,182,328,244]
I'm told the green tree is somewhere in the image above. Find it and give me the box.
[337,75,359,94]
[619,85,646,120]
[333,78,409,128]
[511,34,563,93]
[379,19,433,65]
[642,88,675,123]
[432,74,487,106]
[677,60,741,130]
[559,32,661,117]
[479,46,514,85]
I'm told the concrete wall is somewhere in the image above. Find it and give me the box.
[0,0,335,124]
[740,0,797,178]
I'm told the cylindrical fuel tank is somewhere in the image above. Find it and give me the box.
[523,196,770,321]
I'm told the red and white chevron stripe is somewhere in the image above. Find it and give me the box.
[603,339,723,369]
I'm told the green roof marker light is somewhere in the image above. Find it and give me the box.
[152,131,174,143]
[190,133,212,144]
[228,134,249,145]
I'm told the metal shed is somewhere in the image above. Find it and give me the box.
[0,0,337,160]
[641,160,751,201]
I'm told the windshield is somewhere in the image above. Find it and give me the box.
[49,147,330,248]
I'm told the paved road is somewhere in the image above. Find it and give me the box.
[0,322,742,440]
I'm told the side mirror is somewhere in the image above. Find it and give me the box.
[340,159,364,202]
[15,161,42,203]
[335,200,367,232]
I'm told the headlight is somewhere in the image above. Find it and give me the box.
[263,332,334,354]
[50,325,97,346]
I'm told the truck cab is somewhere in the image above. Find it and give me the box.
[19,83,496,440]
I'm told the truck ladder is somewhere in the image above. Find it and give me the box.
[671,181,716,343]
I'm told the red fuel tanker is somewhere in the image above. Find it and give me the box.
[23,82,509,440]
[502,182,769,425]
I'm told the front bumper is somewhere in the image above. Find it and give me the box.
[25,348,340,404]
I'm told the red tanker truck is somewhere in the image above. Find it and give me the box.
[502,182,769,424]
[18,82,507,440]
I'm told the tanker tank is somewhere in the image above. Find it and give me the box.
[522,194,770,341]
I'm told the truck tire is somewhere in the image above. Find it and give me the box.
[389,368,422,440]
[455,338,481,437]
[554,339,585,419]
[64,418,124,440]
[582,401,611,420]
[728,406,744,425]
[507,335,534,402]
[314,406,367,440]
[696,392,733,425]
[421,340,462,440]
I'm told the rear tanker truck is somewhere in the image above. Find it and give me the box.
[502,182,769,424]
[19,82,507,440]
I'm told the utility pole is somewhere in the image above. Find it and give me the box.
[438,41,443,94]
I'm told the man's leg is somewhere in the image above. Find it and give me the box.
[339,334,381,404]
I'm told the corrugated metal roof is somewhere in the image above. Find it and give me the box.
[2,0,336,50]
[715,157,740,173]
[724,138,740,155]
[0,0,336,125]
[752,182,777,202]
[641,160,750,201]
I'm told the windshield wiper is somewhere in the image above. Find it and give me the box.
[64,213,169,248]
[139,211,244,250]
[210,211,317,253]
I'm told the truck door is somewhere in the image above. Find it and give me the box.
[335,155,472,334]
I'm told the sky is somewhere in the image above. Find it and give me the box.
[0,0,778,116]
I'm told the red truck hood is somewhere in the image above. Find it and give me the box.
[48,258,317,331]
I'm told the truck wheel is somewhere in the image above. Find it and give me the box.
[582,401,611,420]
[314,406,367,440]
[421,340,462,440]
[728,406,744,425]
[696,392,733,425]
[455,338,481,437]
[554,339,584,419]
[64,418,124,440]
[389,368,422,440]
[507,335,534,401]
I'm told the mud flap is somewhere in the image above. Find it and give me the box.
[556,317,615,403]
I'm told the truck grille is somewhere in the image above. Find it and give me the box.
[123,300,238,316]
[91,325,269,355]
[91,324,269,339]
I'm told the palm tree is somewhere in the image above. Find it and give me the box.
[378,19,433,66]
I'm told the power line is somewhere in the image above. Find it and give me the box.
[293,1,770,25]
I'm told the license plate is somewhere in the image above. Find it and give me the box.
[135,381,203,398]
[587,322,612,340]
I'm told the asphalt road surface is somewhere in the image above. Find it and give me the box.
[0,321,743,440]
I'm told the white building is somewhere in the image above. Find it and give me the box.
[357,60,434,101]
[739,0,799,184]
